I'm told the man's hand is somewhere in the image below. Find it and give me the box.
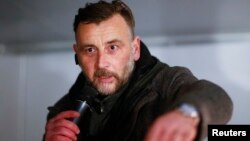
[45,111,80,141]
[144,109,200,141]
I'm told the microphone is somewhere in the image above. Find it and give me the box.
[70,100,90,125]
[69,85,98,125]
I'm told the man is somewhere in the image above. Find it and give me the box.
[44,1,233,141]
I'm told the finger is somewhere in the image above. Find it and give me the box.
[46,134,75,141]
[46,111,80,130]
[45,111,81,141]
[159,124,177,141]
[181,127,197,141]
[144,117,167,141]
[50,119,80,133]
[172,132,182,141]
[167,126,196,141]
[51,126,78,141]
[51,111,80,122]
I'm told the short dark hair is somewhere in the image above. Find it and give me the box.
[73,0,135,37]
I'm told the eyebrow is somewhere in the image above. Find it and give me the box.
[106,39,124,46]
[78,43,96,49]
[107,39,121,44]
[79,39,124,49]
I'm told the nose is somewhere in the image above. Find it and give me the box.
[97,52,110,69]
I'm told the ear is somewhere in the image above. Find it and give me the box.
[132,36,141,61]
[73,44,77,53]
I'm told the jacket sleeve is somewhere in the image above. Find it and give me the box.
[152,66,233,141]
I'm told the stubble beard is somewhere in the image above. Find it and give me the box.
[85,53,135,96]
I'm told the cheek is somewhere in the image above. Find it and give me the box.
[115,54,131,70]
[80,59,96,79]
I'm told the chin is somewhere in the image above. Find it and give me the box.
[96,83,117,96]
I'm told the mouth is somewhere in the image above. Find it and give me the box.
[94,69,118,84]
[97,75,114,83]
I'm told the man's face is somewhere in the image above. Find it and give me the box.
[74,14,140,95]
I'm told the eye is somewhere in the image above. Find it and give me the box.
[106,45,119,54]
[85,47,96,53]
[110,45,118,50]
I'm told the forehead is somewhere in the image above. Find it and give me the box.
[75,14,132,42]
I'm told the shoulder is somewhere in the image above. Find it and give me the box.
[153,62,198,86]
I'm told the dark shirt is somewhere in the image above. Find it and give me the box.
[88,84,127,136]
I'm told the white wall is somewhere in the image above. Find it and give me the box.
[0,55,22,141]
[0,41,249,141]
[0,52,81,141]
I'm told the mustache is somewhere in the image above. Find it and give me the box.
[94,69,119,79]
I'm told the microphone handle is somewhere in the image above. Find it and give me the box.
[71,100,89,124]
